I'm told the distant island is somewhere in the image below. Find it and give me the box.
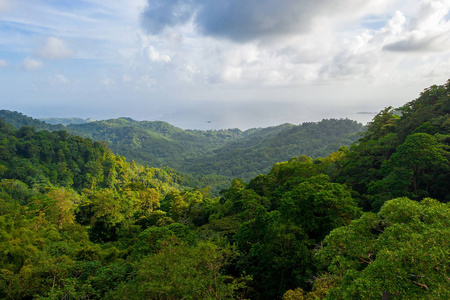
[356,111,377,114]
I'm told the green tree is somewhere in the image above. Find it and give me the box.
[279,175,361,242]
[386,133,448,196]
[235,209,314,300]
[318,197,450,299]
[110,239,240,300]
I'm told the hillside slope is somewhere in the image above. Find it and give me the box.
[338,80,450,210]
[0,110,364,182]
[184,119,364,179]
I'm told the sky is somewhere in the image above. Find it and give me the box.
[0,0,449,130]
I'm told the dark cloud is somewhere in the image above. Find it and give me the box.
[140,0,363,42]
[194,0,312,41]
[140,0,195,34]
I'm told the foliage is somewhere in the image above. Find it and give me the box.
[0,80,449,299]
[340,79,450,210]
[109,239,241,300]
[318,198,450,299]
[1,111,364,193]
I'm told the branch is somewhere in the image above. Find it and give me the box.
[412,281,429,290]
[358,253,374,265]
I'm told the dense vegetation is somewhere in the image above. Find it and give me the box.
[0,110,364,185]
[0,111,65,132]
[338,82,450,210]
[70,118,363,181]
[0,80,449,299]
[184,119,363,179]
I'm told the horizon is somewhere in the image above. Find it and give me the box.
[8,108,375,131]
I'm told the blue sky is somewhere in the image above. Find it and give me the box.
[0,0,449,129]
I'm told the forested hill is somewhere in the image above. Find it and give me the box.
[0,110,364,181]
[0,80,449,299]
[0,121,189,194]
[0,110,65,131]
[184,119,363,179]
[338,82,450,211]
[65,118,295,172]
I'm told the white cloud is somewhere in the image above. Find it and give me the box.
[206,43,297,85]
[35,37,75,59]
[55,73,68,83]
[144,46,171,63]
[0,59,7,67]
[190,0,450,86]
[383,0,450,52]
[21,57,43,71]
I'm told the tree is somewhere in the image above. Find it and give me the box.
[46,187,81,229]
[28,187,81,229]
[279,175,361,242]
[109,239,240,300]
[318,198,450,299]
[85,188,139,242]
[382,133,448,198]
[235,209,315,300]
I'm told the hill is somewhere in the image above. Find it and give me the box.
[0,110,65,131]
[184,118,363,179]
[0,120,188,194]
[0,110,364,183]
[338,81,450,210]
[0,80,448,299]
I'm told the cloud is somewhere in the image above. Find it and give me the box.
[137,0,450,88]
[35,37,75,59]
[55,73,68,83]
[144,46,171,63]
[206,43,297,85]
[0,59,7,67]
[383,0,450,52]
[21,57,43,71]
[195,0,319,41]
[384,34,449,52]
[141,0,383,42]
[141,0,193,34]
